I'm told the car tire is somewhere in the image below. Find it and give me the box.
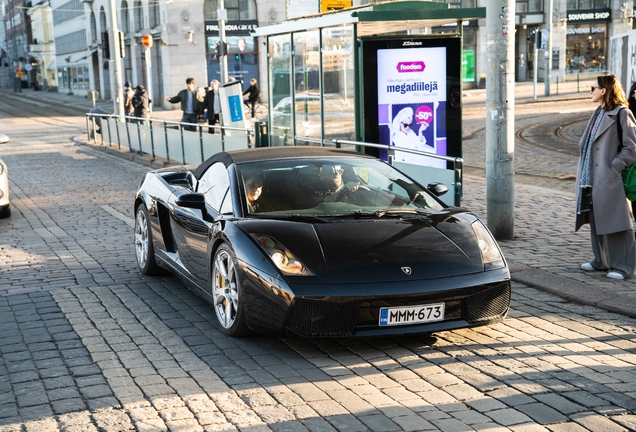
[212,243,250,337]
[0,204,10,218]
[135,204,162,275]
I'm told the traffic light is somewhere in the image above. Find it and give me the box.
[527,30,538,49]
[118,31,126,58]
[235,53,240,61]
[101,31,110,59]
[215,41,228,56]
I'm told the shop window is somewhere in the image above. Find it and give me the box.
[565,23,607,75]
[206,35,259,84]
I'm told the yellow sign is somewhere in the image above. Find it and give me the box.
[16,71,23,78]
[321,0,351,12]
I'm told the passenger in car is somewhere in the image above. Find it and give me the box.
[245,175,273,213]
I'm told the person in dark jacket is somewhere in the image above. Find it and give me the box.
[123,81,134,118]
[132,85,150,122]
[166,77,203,131]
[203,80,222,134]
[242,78,260,118]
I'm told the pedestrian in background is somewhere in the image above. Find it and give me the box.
[243,78,260,119]
[203,80,222,134]
[166,77,202,132]
[123,81,134,118]
[132,85,150,123]
[576,73,636,280]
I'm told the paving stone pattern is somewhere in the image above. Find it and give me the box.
[3,85,636,431]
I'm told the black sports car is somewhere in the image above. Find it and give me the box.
[134,147,510,337]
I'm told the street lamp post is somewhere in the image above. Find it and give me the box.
[485,0,515,239]
[109,0,124,120]
[218,2,228,83]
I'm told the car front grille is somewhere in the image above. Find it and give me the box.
[463,281,511,324]
[286,299,359,337]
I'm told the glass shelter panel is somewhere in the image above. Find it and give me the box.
[321,25,355,141]
[292,31,321,142]
[269,34,293,146]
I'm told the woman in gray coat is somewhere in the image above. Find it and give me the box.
[575,73,636,279]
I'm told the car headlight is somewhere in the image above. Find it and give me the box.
[471,221,505,270]
[254,235,314,276]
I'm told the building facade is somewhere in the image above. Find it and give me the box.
[1,0,634,101]
[434,0,633,88]
[47,0,284,109]
[28,0,56,89]
[2,0,31,88]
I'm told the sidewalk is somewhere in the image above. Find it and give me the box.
[462,77,594,106]
[8,82,636,320]
[5,86,183,122]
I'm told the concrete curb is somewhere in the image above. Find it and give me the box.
[511,266,636,319]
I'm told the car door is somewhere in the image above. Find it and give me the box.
[170,162,231,286]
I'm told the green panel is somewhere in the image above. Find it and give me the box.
[354,7,486,22]
[371,1,449,11]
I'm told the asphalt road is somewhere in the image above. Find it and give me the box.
[2,92,636,432]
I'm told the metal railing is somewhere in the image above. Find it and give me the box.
[85,114,462,206]
[85,113,253,165]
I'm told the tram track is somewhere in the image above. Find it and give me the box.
[514,114,587,157]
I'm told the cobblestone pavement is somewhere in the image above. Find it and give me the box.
[3,85,636,431]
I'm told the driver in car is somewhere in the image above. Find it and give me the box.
[320,165,360,202]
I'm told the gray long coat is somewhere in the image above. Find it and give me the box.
[575,105,636,235]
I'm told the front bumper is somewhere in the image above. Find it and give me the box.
[241,264,511,338]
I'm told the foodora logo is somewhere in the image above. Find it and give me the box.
[396,61,426,73]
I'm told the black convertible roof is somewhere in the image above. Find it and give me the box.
[193,146,374,179]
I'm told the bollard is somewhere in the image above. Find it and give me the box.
[577,72,580,93]
[556,75,558,95]
[254,120,269,147]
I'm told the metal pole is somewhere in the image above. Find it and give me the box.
[533,45,538,101]
[109,0,125,121]
[145,48,153,113]
[544,0,553,96]
[485,0,515,239]
[218,2,228,83]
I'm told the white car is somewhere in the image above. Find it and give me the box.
[0,157,10,218]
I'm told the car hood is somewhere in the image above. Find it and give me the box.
[236,211,485,283]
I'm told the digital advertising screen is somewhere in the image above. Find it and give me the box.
[362,37,462,169]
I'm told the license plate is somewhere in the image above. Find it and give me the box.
[379,303,445,326]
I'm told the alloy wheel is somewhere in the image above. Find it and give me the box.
[135,208,149,270]
[213,248,239,329]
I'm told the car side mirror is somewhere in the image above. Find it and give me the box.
[427,182,448,197]
[176,193,206,210]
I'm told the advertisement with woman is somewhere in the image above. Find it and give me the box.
[377,46,447,169]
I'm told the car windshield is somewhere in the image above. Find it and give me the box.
[237,156,445,217]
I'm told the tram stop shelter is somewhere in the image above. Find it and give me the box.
[252,1,485,205]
